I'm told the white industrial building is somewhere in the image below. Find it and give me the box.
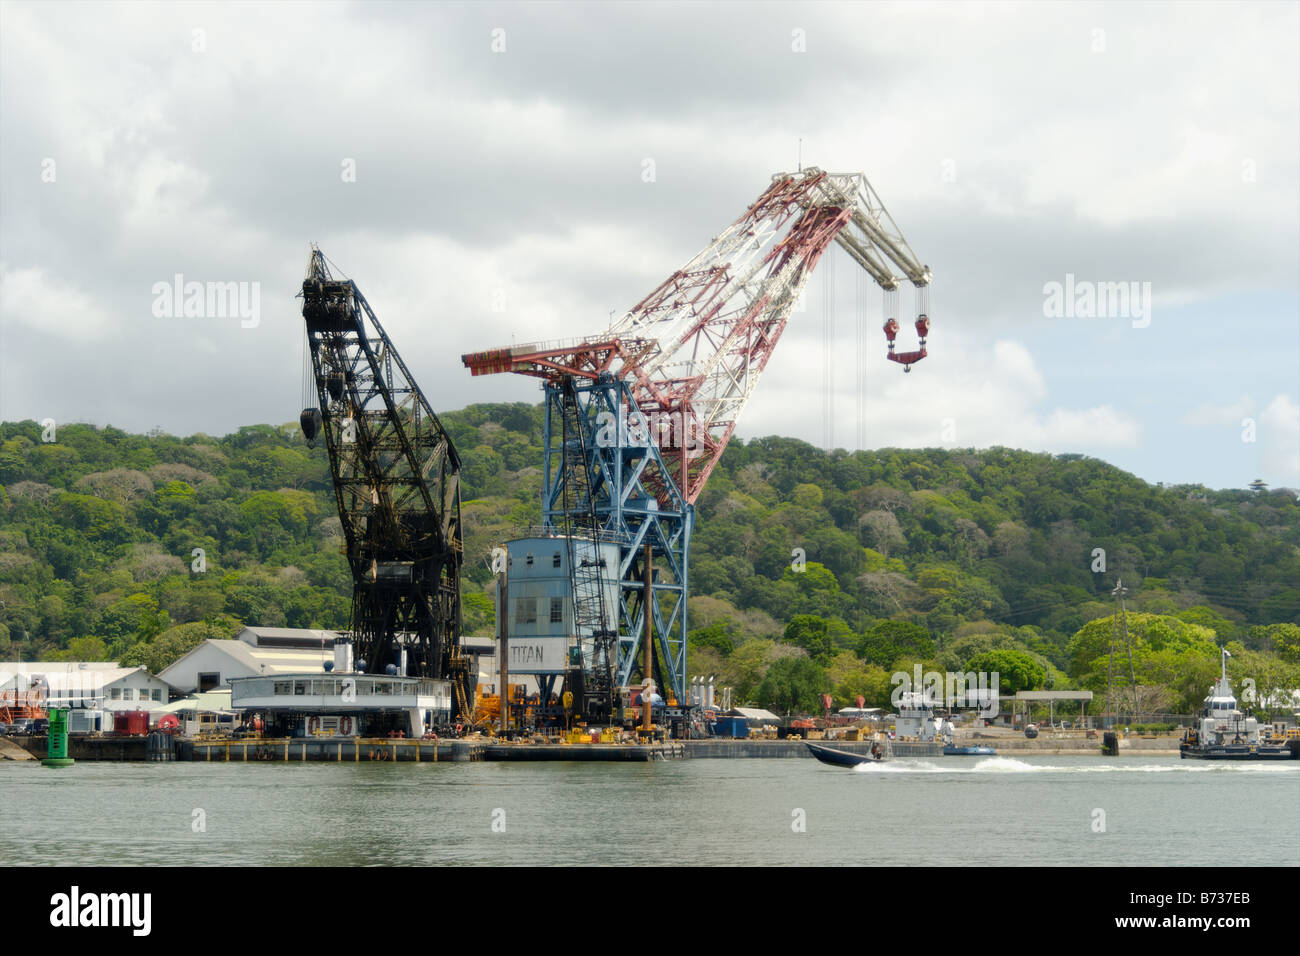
[0,661,172,723]
[158,627,343,693]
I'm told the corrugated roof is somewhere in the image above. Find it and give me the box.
[166,639,334,678]
[1,662,125,687]
[0,661,123,672]
[155,689,234,714]
[4,666,154,691]
[237,627,343,646]
[240,627,341,639]
[729,707,780,722]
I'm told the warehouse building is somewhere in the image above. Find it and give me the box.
[158,627,343,694]
[1,662,172,731]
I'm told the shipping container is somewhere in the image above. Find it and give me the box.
[112,710,150,736]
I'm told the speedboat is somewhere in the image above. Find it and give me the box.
[806,741,884,767]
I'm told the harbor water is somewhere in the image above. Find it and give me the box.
[2,755,1296,866]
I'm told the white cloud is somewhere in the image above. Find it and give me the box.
[1259,394,1300,485]
[0,263,112,340]
[1180,396,1254,427]
[739,333,1140,453]
[0,0,1294,494]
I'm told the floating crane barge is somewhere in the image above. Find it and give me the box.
[231,167,932,760]
[464,167,932,740]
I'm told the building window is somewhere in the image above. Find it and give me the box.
[122,688,134,701]
[550,598,564,624]
[198,672,220,693]
[294,681,307,695]
[515,597,537,625]
[552,552,562,568]
[525,554,534,566]
[274,681,291,695]
[152,688,163,702]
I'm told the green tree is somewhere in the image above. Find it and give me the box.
[966,649,1045,694]
[782,614,833,662]
[462,591,495,635]
[858,619,934,669]
[689,619,737,656]
[119,615,243,674]
[756,656,830,714]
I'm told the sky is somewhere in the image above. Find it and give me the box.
[1,0,1297,492]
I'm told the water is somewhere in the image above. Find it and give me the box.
[2,756,1296,866]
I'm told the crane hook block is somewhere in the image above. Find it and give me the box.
[300,407,323,442]
[326,372,346,402]
[887,348,927,370]
[884,315,930,369]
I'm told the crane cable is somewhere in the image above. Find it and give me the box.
[301,331,314,412]
[822,247,836,450]
[856,264,868,451]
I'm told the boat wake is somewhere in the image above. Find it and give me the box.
[851,756,1299,775]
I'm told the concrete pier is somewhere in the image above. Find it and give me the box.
[684,739,883,758]
[483,741,685,761]
[0,737,36,761]
[4,734,150,761]
[183,737,479,762]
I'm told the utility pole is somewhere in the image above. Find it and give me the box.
[1107,579,1138,727]
[498,570,509,735]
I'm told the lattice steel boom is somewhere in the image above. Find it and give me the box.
[463,167,932,505]
[299,247,469,714]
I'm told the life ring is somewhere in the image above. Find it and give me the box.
[339,716,353,736]
[307,716,321,736]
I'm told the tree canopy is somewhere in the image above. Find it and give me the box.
[2,408,1296,712]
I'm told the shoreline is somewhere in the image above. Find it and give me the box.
[3,733,1192,762]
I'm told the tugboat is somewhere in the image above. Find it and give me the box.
[1180,649,1300,760]
[890,691,953,757]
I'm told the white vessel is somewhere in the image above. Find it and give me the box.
[1180,649,1298,760]
[890,691,953,756]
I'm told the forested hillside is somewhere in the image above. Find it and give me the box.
[2,405,1298,714]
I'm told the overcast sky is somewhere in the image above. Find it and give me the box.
[2,0,1297,491]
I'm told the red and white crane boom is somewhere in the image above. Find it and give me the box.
[463,167,932,505]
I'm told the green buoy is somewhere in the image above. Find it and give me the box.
[42,707,75,768]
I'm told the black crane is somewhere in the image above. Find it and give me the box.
[298,246,471,724]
